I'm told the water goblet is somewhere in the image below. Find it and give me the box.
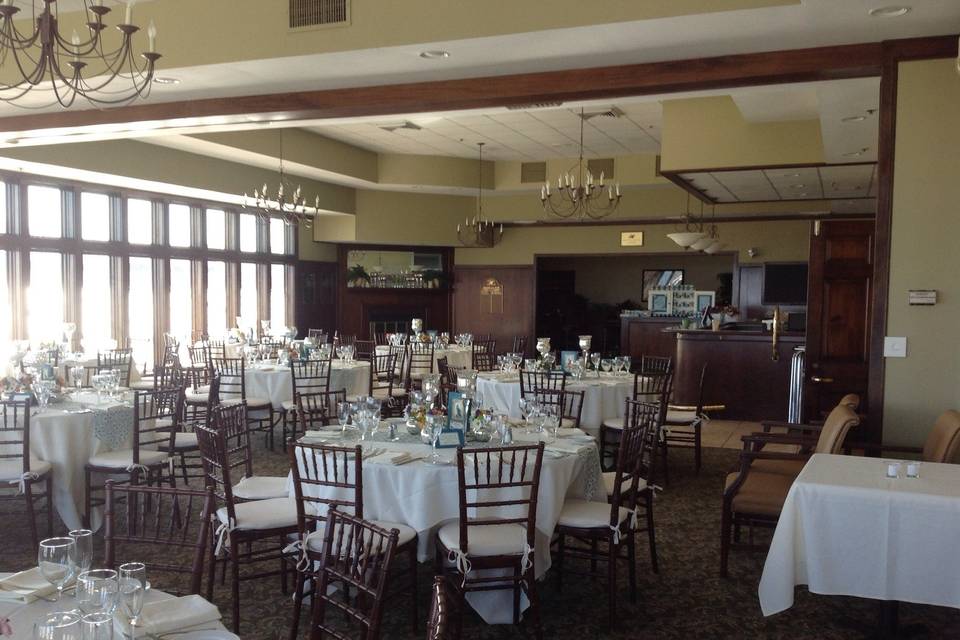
[71,366,85,397]
[590,352,602,377]
[68,529,94,575]
[601,358,613,374]
[76,569,119,615]
[337,402,352,434]
[38,537,77,602]
[118,563,146,637]
[621,356,632,375]
[34,611,82,640]
[612,356,625,376]
[80,612,114,640]
[427,414,445,464]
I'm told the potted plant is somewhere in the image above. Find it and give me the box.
[421,269,450,289]
[346,264,370,288]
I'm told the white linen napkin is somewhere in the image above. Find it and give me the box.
[116,594,222,637]
[0,567,58,603]
[544,440,593,455]
[367,450,415,466]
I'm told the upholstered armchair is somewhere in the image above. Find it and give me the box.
[720,400,861,577]
[848,410,960,464]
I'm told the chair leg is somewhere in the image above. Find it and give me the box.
[512,564,521,626]
[590,538,598,580]
[408,544,418,633]
[525,564,543,640]
[646,492,659,574]
[607,535,617,628]
[556,532,565,592]
[24,481,39,551]
[694,422,702,473]
[627,533,637,603]
[206,530,217,603]
[720,504,731,578]
[45,473,53,536]
[180,453,189,485]
[231,547,241,634]
[289,570,305,640]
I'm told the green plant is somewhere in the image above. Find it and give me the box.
[422,269,451,288]
[346,264,370,285]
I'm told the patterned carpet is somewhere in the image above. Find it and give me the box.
[1,439,957,639]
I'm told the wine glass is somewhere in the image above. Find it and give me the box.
[118,563,146,636]
[80,612,114,640]
[601,358,613,374]
[590,352,602,377]
[337,402,352,434]
[612,356,625,376]
[76,569,119,615]
[71,365,85,397]
[622,356,632,375]
[69,529,94,575]
[427,414,445,464]
[34,611,81,640]
[38,537,77,602]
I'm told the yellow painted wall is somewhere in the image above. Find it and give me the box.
[378,155,493,190]
[660,96,824,171]
[494,154,668,191]
[883,58,960,446]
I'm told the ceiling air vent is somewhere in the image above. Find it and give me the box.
[289,0,350,29]
[505,102,563,110]
[520,162,547,184]
[587,158,615,179]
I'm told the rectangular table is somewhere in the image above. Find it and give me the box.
[759,453,960,617]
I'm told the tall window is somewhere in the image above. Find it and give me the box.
[206,260,226,338]
[270,264,286,329]
[28,251,63,342]
[81,192,110,242]
[128,198,153,245]
[0,251,7,342]
[128,257,154,367]
[169,259,192,343]
[206,209,225,250]
[239,262,257,332]
[239,213,257,253]
[270,218,286,255]
[81,254,112,351]
[168,204,191,248]
[28,185,62,238]
[0,182,7,235]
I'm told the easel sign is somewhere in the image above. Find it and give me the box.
[480,277,504,314]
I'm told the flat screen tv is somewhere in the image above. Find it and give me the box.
[762,262,808,305]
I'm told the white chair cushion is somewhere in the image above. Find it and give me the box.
[372,387,406,399]
[601,471,648,497]
[216,497,297,531]
[233,476,290,500]
[437,520,528,557]
[304,520,417,552]
[184,389,209,403]
[88,449,169,469]
[602,417,624,430]
[281,399,297,411]
[0,458,51,482]
[557,499,630,529]
[560,417,578,429]
[129,380,155,391]
[222,396,272,409]
[173,432,198,449]
[665,409,700,425]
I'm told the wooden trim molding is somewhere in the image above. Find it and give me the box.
[499,212,874,229]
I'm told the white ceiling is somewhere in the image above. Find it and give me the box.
[678,164,878,202]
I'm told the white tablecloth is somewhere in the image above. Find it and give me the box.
[243,361,371,409]
[375,345,473,373]
[0,578,232,640]
[476,372,633,436]
[759,453,960,616]
[59,354,142,385]
[25,392,137,530]
[286,428,602,624]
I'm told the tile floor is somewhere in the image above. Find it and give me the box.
[698,419,763,449]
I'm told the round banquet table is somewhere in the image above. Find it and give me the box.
[22,391,137,531]
[375,344,473,373]
[58,354,142,385]
[476,371,634,436]
[0,577,233,640]
[286,426,602,624]
[241,360,371,409]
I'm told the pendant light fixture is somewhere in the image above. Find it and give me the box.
[667,194,707,248]
[458,142,503,247]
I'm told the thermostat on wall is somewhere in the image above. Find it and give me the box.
[908,290,937,305]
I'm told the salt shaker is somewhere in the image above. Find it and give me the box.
[388,422,398,441]
[501,423,513,445]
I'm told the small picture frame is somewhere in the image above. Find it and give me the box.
[695,291,716,315]
[445,391,473,434]
[648,290,673,315]
[560,350,580,372]
[436,428,465,448]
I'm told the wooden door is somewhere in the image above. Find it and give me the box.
[294,261,337,336]
[804,220,874,426]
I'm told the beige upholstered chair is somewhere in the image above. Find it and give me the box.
[870,410,960,464]
[720,400,860,577]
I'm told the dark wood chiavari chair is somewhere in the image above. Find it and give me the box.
[554,400,659,627]
[426,575,459,640]
[296,389,348,433]
[337,334,357,347]
[471,339,497,372]
[307,329,328,343]
[407,341,436,391]
[365,351,405,417]
[172,375,220,485]
[389,344,409,392]
[207,340,226,362]
[519,369,566,399]
[288,441,418,639]
[195,405,298,634]
[83,388,182,528]
[599,368,674,473]
[259,338,285,360]
[663,363,709,473]
[0,399,53,549]
[310,509,401,640]
[210,356,277,450]
[560,389,586,429]
[104,480,215,596]
[639,355,673,375]
[511,336,528,357]
[97,348,134,387]
[281,359,332,449]
[434,443,545,638]
[353,339,376,362]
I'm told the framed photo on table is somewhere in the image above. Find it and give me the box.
[439,392,471,447]
[695,291,716,315]
[560,350,579,372]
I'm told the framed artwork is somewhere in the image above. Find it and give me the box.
[642,269,683,303]
[445,391,473,434]
[648,290,673,315]
[560,350,580,372]
[695,291,716,315]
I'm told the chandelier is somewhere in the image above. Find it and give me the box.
[0,1,161,108]
[539,108,622,220]
[667,194,706,248]
[458,142,503,247]
[242,140,320,229]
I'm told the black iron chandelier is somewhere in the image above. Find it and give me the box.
[0,0,161,108]
[458,142,503,247]
[242,140,320,229]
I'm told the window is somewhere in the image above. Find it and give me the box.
[239,213,257,253]
[169,259,192,344]
[128,257,154,368]
[270,218,286,255]
[28,185,62,238]
[239,262,257,332]
[206,209,225,250]
[127,198,153,245]
[81,192,110,242]
[0,182,6,234]
[28,251,64,342]
[270,264,286,329]
[0,251,7,342]
[81,254,112,351]
[168,204,191,248]
[206,260,226,338]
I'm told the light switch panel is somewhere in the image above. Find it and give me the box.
[884,336,907,358]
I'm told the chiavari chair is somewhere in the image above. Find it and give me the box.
[97,348,134,387]
[210,356,277,450]
[281,358,332,449]
[471,339,497,372]
[0,399,53,549]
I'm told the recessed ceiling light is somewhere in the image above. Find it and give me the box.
[419,50,450,59]
[868,6,911,18]
[4,138,20,145]
[153,76,181,85]
[842,115,868,123]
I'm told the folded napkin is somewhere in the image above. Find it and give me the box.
[303,429,342,439]
[556,428,584,438]
[545,440,593,455]
[0,567,57,603]
[117,594,221,637]
[367,450,416,466]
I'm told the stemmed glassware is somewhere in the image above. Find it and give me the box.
[601,358,613,375]
[337,402,352,434]
[32,380,53,411]
[91,374,106,404]
[426,413,444,464]
[622,356,632,376]
[118,563,147,638]
[590,352,601,377]
[34,611,82,640]
[71,366,85,398]
[38,537,77,602]
[612,356,625,376]
[69,529,94,576]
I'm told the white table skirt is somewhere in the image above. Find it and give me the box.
[0,578,232,640]
[243,361,371,409]
[286,430,602,624]
[759,453,960,616]
[476,372,632,435]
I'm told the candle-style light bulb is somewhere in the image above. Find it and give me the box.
[147,19,157,51]
[125,0,133,24]
[71,30,80,61]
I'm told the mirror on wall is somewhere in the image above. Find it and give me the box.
[345,249,446,289]
[641,269,684,303]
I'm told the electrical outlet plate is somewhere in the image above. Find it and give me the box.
[883,336,907,358]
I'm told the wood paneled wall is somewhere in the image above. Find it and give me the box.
[453,265,535,355]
